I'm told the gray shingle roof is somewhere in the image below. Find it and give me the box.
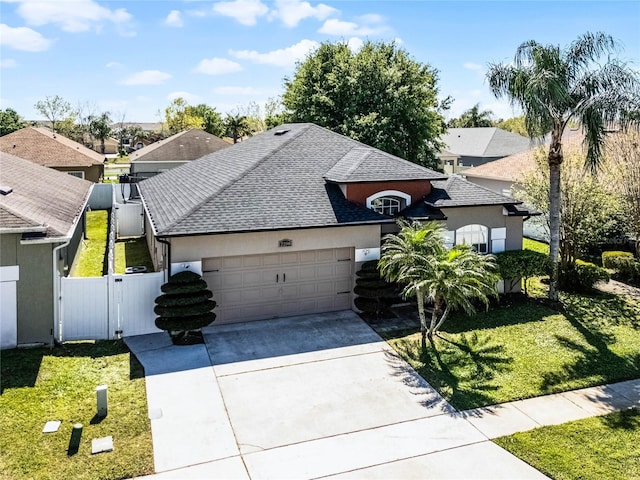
[324,148,445,183]
[441,128,531,157]
[140,123,441,236]
[0,152,92,238]
[130,129,230,163]
[425,175,520,208]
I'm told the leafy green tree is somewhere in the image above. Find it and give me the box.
[165,97,204,134]
[379,220,499,346]
[55,116,83,142]
[487,32,640,301]
[264,97,290,129]
[190,104,225,137]
[34,95,72,134]
[518,150,624,270]
[448,103,496,127]
[497,116,528,137]
[88,112,112,154]
[224,113,251,143]
[0,108,25,136]
[603,131,640,256]
[283,41,446,169]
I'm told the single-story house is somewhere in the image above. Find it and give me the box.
[438,127,531,174]
[0,127,105,182]
[129,129,230,179]
[139,123,534,324]
[0,152,92,348]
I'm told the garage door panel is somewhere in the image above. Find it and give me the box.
[203,248,355,324]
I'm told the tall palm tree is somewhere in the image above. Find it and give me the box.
[487,32,640,301]
[379,220,499,346]
[88,112,112,155]
[224,113,251,143]
[449,103,495,128]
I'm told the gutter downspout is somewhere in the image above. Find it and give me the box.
[157,237,171,281]
[53,238,71,346]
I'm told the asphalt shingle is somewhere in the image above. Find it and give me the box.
[130,129,230,163]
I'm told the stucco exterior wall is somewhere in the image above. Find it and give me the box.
[0,234,54,344]
[55,165,104,183]
[440,205,523,251]
[345,180,432,207]
[130,161,188,177]
[465,176,513,195]
[169,225,382,263]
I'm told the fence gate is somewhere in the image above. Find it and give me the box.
[115,203,144,237]
[60,272,164,342]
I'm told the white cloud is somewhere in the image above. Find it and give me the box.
[212,0,269,26]
[120,70,172,86]
[347,37,364,52]
[229,39,318,67]
[357,13,384,24]
[105,61,123,68]
[213,86,264,96]
[269,0,337,27]
[193,58,243,75]
[14,0,134,35]
[318,18,388,36]
[164,10,183,28]
[0,24,52,52]
[0,59,17,68]
[167,91,202,103]
[463,62,483,71]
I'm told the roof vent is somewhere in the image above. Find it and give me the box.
[274,129,290,136]
[0,186,13,195]
[13,144,16,149]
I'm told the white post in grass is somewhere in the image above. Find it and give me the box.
[96,385,108,417]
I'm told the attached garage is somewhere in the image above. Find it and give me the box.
[203,248,353,324]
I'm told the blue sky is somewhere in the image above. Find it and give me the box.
[1,0,639,123]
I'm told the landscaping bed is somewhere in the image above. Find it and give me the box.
[0,341,153,480]
[494,408,640,480]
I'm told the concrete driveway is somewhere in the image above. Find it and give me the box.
[129,311,545,479]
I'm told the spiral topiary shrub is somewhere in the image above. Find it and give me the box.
[154,271,216,344]
[353,260,400,322]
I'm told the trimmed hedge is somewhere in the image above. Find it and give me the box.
[559,261,610,293]
[353,260,399,321]
[602,251,635,269]
[154,271,216,336]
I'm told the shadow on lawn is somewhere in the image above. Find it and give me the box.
[0,340,138,393]
[389,331,512,410]
[540,291,640,393]
[600,407,640,431]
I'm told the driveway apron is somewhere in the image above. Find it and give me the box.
[129,311,546,479]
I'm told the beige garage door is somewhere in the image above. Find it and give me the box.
[203,248,353,324]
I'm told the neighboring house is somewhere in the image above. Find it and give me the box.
[0,127,105,182]
[0,152,92,348]
[89,136,120,155]
[129,129,230,178]
[438,127,531,174]
[139,123,533,325]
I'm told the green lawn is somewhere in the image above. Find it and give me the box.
[115,237,154,274]
[385,280,640,410]
[494,408,640,480]
[72,210,109,277]
[0,341,153,480]
[523,237,550,254]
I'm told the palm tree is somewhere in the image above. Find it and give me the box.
[379,220,499,347]
[449,103,495,128]
[88,112,112,155]
[487,32,640,301]
[224,113,251,143]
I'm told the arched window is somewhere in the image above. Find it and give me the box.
[455,224,489,253]
[366,190,411,217]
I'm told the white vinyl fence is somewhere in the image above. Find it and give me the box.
[59,272,164,342]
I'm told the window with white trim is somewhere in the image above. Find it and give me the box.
[366,190,411,217]
[455,224,489,253]
[67,171,85,179]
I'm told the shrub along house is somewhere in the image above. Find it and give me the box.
[0,152,92,348]
[139,123,533,324]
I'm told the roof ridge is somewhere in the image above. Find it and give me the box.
[450,174,521,204]
[160,125,311,234]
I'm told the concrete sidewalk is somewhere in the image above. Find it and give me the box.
[126,313,639,479]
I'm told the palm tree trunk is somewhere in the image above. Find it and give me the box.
[416,288,427,348]
[431,306,451,336]
[548,133,563,301]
